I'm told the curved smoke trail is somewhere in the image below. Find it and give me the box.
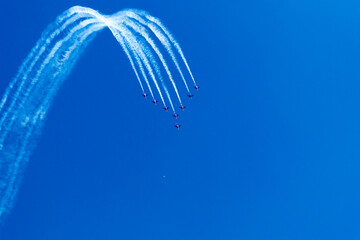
[0,6,196,223]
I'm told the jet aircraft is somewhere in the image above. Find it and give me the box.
[179,104,186,111]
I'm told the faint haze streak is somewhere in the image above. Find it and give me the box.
[0,6,197,223]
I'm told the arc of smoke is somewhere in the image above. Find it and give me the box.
[0,23,103,217]
[0,13,96,138]
[123,19,183,105]
[133,10,197,86]
[125,12,191,93]
[132,51,155,99]
[0,19,100,146]
[65,7,174,108]
[107,21,169,107]
[117,24,168,108]
[117,23,175,111]
[0,12,89,113]
[68,7,168,106]
[0,6,196,223]
[108,22,146,94]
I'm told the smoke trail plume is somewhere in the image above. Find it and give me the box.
[0,6,196,223]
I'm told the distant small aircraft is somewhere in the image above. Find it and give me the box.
[194,85,200,91]
[163,106,170,111]
[174,123,181,130]
[173,113,179,119]
[152,99,158,105]
[142,92,148,99]
[187,93,194,99]
[179,104,186,111]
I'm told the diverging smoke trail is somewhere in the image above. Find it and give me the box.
[133,9,197,86]
[0,6,195,223]
[125,12,191,93]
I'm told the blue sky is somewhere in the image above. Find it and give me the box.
[1,0,360,239]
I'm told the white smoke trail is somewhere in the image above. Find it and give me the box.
[125,12,191,93]
[123,19,183,105]
[0,12,95,140]
[0,22,104,218]
[133,51,155,99]
[133,10,197,86]
[109,24,146,94]
[120,26,167,107]
[67,7,165,103]
[0,11,88,114]
[117,23,174,111]
[0,6,196,223]
[0,19,100,147]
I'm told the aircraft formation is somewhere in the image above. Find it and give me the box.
[141,85,200,130]
[0,5,199,223]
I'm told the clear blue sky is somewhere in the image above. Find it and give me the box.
[1,0,360,239]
